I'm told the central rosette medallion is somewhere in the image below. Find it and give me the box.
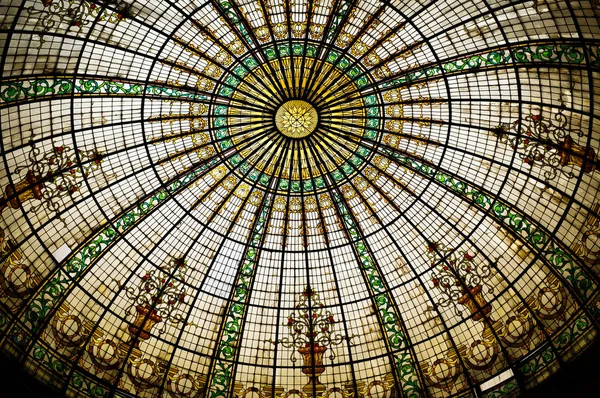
[275,100,319,138]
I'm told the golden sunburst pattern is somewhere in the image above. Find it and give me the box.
[223,56,375,192]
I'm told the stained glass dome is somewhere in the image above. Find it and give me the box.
[1,0,600,397]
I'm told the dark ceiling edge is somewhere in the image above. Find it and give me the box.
[525,337,600,398]
[0,339,599,398]
[0,352,62,398]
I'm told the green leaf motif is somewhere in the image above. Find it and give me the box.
[386,151,596,303]
[334,194,420,395]
[0,78,207,105]
[19,161,217,333]
[383,44,600,88]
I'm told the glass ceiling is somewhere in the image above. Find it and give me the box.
[0,0,599,397]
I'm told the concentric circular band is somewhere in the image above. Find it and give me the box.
[211,47,382,194]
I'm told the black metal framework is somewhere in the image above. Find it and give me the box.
[0,0,599,397]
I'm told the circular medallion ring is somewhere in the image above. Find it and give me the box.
[275,100,319,138]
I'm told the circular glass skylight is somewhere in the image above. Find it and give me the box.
[0,1,599,397]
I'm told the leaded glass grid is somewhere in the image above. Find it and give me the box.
[0,0,599,397]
